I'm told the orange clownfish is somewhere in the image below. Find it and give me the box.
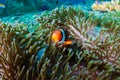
[52,29,72,46]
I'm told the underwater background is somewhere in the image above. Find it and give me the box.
[0,0,96,23]
[0,0,112,22]
[0,0,120,80]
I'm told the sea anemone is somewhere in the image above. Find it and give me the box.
[0,6,120,80]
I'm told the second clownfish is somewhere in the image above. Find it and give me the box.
[52,29,72,46]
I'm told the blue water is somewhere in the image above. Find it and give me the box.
[0,0,96,18]
[59,0,85,4]
[0,0,5,4]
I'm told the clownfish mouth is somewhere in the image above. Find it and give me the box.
[52,29,72,46]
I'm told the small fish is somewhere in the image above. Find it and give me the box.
[37,48,46,61]
[52,29,72,46]
[0,3,5,8]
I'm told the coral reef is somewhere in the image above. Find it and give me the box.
[92,0,120,11]
[0,6,120,80]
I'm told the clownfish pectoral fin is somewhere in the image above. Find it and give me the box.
[64,40,72,45]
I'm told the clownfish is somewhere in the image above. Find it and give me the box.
[52,29,72,46]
